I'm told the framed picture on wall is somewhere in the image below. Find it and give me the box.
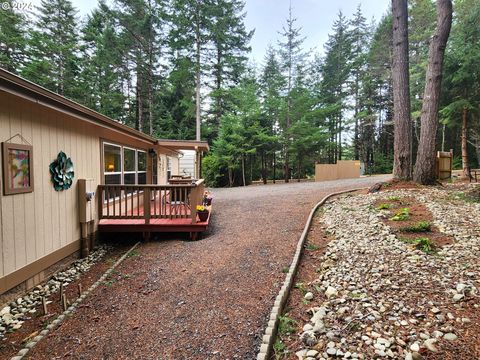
[2,142,34,195]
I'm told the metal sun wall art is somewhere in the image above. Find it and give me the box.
[50,151,74,191]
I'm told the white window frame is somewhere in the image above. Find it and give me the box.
[123,146,137,184]
[137,150,147,184]
[103,141,149,186]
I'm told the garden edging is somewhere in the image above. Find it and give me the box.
[10,242,141,360]
[256,188,365,360]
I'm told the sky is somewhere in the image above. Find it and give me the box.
[30,0,390,64]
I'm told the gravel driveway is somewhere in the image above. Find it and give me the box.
[26,176,390,360]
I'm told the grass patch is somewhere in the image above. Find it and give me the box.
[400,221,431,232]
[401,236,436,254]
[278,315,297,335]
[294,282,307,296]
[390,208,410,221]
[305,243,319,251]
[281,266,290,274]
[388,196,400,201]
[376,203,391,210]
[449,190,480,203]
[273,339,286,359]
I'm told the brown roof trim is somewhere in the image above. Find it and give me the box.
[157,139,210,151]
[0,69,157,145]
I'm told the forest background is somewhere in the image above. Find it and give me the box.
[1,0,479,186]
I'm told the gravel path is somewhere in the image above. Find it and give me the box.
[25,176,389,360]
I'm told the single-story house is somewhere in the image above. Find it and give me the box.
[0,69,209,295]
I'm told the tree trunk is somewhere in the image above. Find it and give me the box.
[392,0,412,180]
[461,107,471,179]
[195,4,201,141]
[135,66,144,132]
[241,155,246,187]
[273,152,276,184]
[297,158,301,182]
[413,0,452,185]
[261,151,267,184]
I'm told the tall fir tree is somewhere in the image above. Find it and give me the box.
[169,0,214,141]
[22,0,80,98]
[207,0,253,142]
[320,11,352,163]
[348,5,370,160]
[0,0,27,73]
[278,4,305,181]
[79,2,126,121]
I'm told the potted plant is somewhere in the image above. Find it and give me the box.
[196,205,209,222]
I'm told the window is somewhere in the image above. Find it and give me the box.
[103,142,149,186]
[104,144,121,186]
[123,147,136,184]
[137,151,147,184]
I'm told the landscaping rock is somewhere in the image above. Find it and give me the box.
[443,333,457,341]
[0,245,109,337]
[324,286,337,298]
[304,292,314,300]
[288,187,480,360]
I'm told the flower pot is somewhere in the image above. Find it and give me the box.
[198,211,209,222]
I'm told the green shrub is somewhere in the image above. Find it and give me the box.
[390,208,410,221]
[401,237,435,253]
[278,315,296,335]
[400,221,431,232]
[376,203,391,210]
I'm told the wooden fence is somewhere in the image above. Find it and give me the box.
[437,150,453,180]
[315,160,361,182]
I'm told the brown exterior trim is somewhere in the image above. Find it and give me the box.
[0,69,156,145]
[0,239,81,294]
[157,139,210,152]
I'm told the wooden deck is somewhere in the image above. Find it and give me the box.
[97,181,210,240]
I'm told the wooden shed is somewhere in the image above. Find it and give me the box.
[0,69,209,295]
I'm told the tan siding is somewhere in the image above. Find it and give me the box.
[32,102,45,259]
[1,94,16,275]
[22,98,36,264]
[0,91,156,291]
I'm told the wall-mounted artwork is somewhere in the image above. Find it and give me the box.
[50,151,74,191]
[2,142,34,195]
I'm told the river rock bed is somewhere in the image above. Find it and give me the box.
[0,246,109,339]
[292,186,479,360]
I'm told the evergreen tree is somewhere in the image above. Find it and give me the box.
[413,0,453,184]
[440,0,480,174]
[207,0,253,142]
[278,4,305,181]
[22,0,80,98]
[79,2,125,121]
[0,0,27,73]
[169,0,214,141]
[348,5,370,160]
[392,0,413,180]
[259,46,284,183]
[320,11,352,163]
[111,0,167,134]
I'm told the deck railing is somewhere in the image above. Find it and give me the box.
[97,179,205,224]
